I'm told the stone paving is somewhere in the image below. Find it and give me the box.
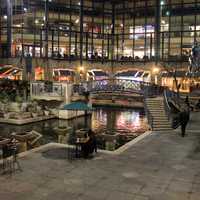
[0,112,200,200]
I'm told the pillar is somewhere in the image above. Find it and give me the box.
[6,0,12,58]
[155,0,161,63]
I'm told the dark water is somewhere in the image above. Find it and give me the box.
[0,107,148,150]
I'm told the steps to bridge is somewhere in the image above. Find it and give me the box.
[146,97,172,131]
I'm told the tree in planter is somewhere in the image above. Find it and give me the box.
[188,42,200,94]
[163,63,181,91]
[189,42,200,73]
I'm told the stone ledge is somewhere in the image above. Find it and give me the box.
[0,115,56,125]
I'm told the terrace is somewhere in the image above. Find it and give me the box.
[0,112,200,200]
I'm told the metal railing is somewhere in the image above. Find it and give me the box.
[74,79,153,95]
[163,89,181,129]
[144,97,153,130]
[31,82,65,97]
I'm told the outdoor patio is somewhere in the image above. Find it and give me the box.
[0,112,200,200]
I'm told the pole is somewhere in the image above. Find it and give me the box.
[111,3,115,76]
[155,0,161,64]
[6,0,12,58]
[79,0,84,66]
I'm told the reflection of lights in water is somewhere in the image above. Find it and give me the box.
[92,109,107,131]
[91,108,147,135]
[116,111,141,132]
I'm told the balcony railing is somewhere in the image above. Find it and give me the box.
[31,82,65,97]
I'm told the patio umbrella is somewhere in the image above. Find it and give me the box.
[62,101,93,111]
[62,101,93,128]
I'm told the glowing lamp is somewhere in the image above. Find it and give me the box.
[152,67,160,74]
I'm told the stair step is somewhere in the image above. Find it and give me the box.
[151,111,166,113]
[153,128,172,131]
[153,121,170,123]
[153,115,168,118]
[152,115,167,117]
[153,125,172,127]
[146,105,164,107]
[153,126,172,129]
[153,122,171,125]
[147,107,164,108]
[145,97,173,131]
[153,124,171,127]
[146,101,163,102]
[152,114,167,116]
[147,103,163,104]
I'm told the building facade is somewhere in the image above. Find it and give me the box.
[0,0,199,77]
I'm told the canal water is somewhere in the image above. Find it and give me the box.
[0,107,148,150]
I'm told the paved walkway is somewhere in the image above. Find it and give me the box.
[0,112,200,200]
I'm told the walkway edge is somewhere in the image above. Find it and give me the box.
[11,130,152,160]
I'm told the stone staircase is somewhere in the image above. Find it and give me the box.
[145,97,172,131]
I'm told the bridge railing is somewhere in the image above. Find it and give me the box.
[74,79,167,99]
[75,78,154,94]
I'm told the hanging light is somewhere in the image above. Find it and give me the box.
[75,18,79,24]
[160,1,164,6]
[35,19,39,24]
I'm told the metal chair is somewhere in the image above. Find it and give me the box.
[1,142,22,175]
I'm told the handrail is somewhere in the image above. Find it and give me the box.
[163,90,171,121]
[144,94,153,130]
[163,89,181,129]
[31,82,65,97]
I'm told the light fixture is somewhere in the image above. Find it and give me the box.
[75,18,79,24]
[3,15,7,20]
[14,24,22,27]
[161,20,165,24]
[79,66,84,73]
[152,67,160,74]
[24,8,27,12]
[35,19,39,24]
[166,11,170,16]
[160,1,164,6]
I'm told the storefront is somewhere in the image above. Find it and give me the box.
[35,66,44,80]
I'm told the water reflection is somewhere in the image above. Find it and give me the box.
[0,107,148,150]
[92,107,147,135]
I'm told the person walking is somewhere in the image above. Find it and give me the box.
[179,109,190,137]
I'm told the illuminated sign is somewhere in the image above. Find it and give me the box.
[129,25,154,39]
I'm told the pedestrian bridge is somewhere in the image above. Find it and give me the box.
[75,79,160,96]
